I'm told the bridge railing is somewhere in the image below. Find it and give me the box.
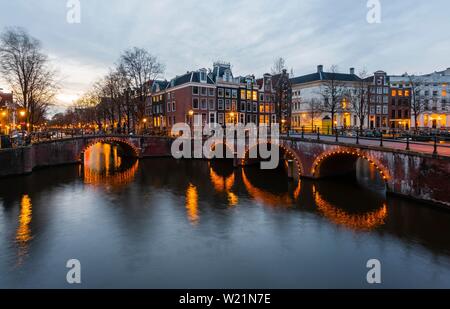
[284,129,450,157]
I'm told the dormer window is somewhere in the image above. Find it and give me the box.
[200,70,207,82]
[224,70,231,82]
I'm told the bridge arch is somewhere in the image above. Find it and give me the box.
[241,142,304,179]
[310,149,390,183]
[79,137,140,161]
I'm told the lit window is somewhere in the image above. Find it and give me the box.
[391,90,397,97]
[405,90,410,96]
[442,90,447,97]
[398,90,403,96]
[240,89,246,99]
[247,90,252,100]
[252,91,258,101]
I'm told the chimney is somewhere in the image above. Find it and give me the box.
[317,65,323,73]
[350,67,355,75]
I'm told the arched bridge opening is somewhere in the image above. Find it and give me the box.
[311,150,389,192]
[79,137,140,162]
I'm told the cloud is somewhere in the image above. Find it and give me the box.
[1,0,449,111]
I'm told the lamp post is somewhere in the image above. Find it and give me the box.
[143,118,148,135]
[188,109,194,136]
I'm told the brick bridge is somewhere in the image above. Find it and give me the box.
[0,134,449,207]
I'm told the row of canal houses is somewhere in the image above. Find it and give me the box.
[145,62,450,133]
[145,61,291,132]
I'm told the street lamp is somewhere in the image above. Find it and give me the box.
[143,118,148,134]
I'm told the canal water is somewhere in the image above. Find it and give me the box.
[0,142,449,288]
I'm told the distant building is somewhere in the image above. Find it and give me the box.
[290,65,361,131]
[390,68,450,129]
[0,90,15,134]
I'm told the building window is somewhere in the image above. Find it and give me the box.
[247,90,252,100]
[225,89,231,98]
[192,87,199,95]
[208,88,215,96]
[218,88,224,97]
[398,90,403,96]
[253,102,257,112]
[259,103,264,113]
[218,113,224,125]
[382,106,388,115]
[370,106,375,114]
[252,91,258,101]
[247,102,252,112]
[201,87,207,96]
[259,93,264,101]
[167,102,171,112]
[232,89,238,98]
[225,99,231,110]
[208,99,215,110]
[405,90,410,97]
[239,113,245,124]
[218,99,224,110]
[392,90,397,97]
[240,101,246,112]
[240,89,246,99]
[376,106,381,114]
[209,112,216,124]
[443,90,447,97]
[231,100,237,111]
[200,71,206,82]
[201,98,207,110]
[172,102,176,111]
[193,98,199,109]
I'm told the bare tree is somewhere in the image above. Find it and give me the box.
[305,98,322,131]
[0,27,58,129]
[319,65,347,130]
[406,73,426,130]
[119,47,164,133]
[271,57,286,75]
[349,69,369,132]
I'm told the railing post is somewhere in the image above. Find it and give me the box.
[406,134,410,151]
[433,134,438,156]
[380,132,383,147]
[301,126,304,139]
[317,127,320,140]
[335,128,338,142]
[356,130,359,145]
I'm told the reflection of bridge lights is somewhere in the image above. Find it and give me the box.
[16,195,33,265]
[186,183,199,225]
[241,169,293,207]
[314,191,388,230]
[209,167,234,193]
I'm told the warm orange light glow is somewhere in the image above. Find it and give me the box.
[188,110,194,116]
[19,110,26,117]
[314,191,388,230]
[186,183,199,225]
[241,169,292,207]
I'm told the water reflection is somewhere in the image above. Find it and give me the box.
[313,185,388,230]
[15,194,32,265]
[209,162,239,207]
[185,183,199,225]
[241,168,294,207]
[82,142,138,187]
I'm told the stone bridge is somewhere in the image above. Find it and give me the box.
[242,136,449,207]
[0,134,449,207]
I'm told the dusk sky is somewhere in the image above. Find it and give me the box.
[1,0,449,112]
